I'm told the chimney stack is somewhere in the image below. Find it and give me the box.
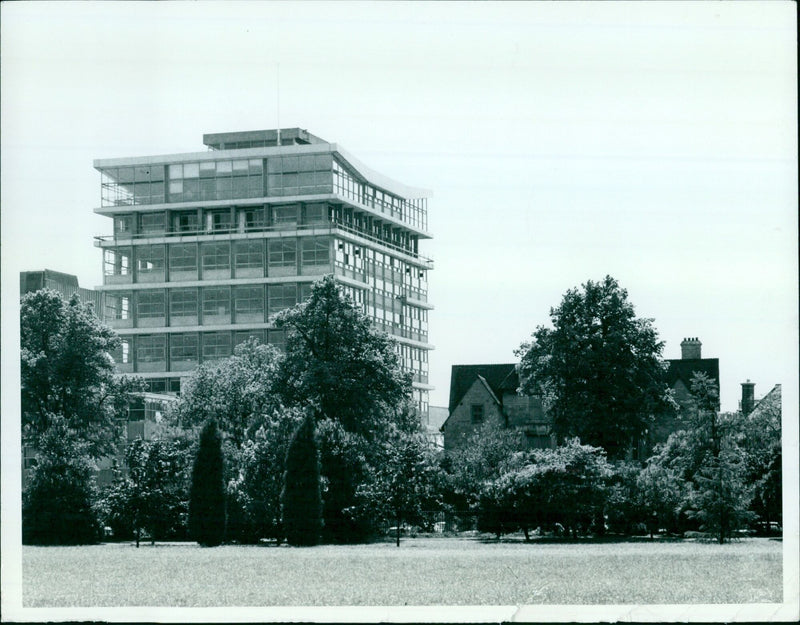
[741,380,755,416]
[680,337,702,360]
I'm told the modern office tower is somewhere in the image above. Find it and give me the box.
[94,128,433,415]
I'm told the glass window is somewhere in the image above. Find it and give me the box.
[137,290,166,318]
[301,237,330,266]
[304,204,328,225]
[268,283,297,317]
[471,404,484,424]
[169,288,198,319]
[169,243,197,273]
[202,332,231,361]
[170,333,199,365]
[210,210,233,231]
[202,287,231,318]
[137,335,166,363]
[139,212,165,234]
[234,240,264,269]
[136,245,165,275]
[234,285,264,321]
[104,248,131,278]
[200,161,216,177]
[272,205,297,225]
[110,337,132,366]
[268,329,287,351]
[183,163,199,178]
[216,160,232,174]
[268,238,296,268]
[244,207,266,230]
[114,215,134,235]
[168,164,183,179]
[201,242,230,271]
[248,159,263,175]
[232,160,249,174]
[173,211,199,232]
[105,292,131,320]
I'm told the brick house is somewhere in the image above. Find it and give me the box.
[440,364,551,451]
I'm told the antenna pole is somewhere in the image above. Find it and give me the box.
[276,64,281,146]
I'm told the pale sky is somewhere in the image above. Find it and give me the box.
[2,1,796,414]
[1,2,799,618]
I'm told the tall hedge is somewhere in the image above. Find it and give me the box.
[189,420,226,546]
[281,414,322,546]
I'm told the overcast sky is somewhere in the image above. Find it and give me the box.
[2,1,796,414]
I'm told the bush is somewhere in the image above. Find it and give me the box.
[189,420,226,546]
[22,421,101,545]
[281,414,323,546]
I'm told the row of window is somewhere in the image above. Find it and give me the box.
[103,237,332,282]
[113,203,331,237]
[332,158,428,231]
[100,154,336,207]
[113,329,288,373]
[105,283,315,326]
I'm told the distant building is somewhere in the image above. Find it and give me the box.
[20,269,104,312]
[650,337,721,447]
[440,364,550,451]
[92,128,434,418]
[424,406,448,448]
[740,381,781,419]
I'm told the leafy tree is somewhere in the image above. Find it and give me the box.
[22,417,101,545]
[444,422,527,511]
[170,338,282,447]
[189,420,226,546]
[281,414,323,546]
[101,438,191,547]
[731,386,782,532]
[315,418,375,543]
[516,276,673,459]
[227,408,304,543]
[275,275,412,439]
[21,289,143,459]
[358,430,442,546]
[636,455,686,537]
[477,439,612,539]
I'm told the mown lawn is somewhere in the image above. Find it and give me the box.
[22,536,781,607]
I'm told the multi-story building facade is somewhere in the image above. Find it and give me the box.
[94,128,433,415]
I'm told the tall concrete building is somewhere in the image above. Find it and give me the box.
[94,128,433,414]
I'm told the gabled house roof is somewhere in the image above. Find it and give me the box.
[447,363,518,414]
[666,358,720,390]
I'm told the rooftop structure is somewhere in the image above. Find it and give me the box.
[93,128,433,415]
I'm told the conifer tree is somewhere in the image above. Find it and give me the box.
[281,414,322,546]
[189,420,226,546]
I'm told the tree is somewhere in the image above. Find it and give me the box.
[358,430,441,546]
[477,439,612,539]
[275,275,412,439]
[681,373,754,543]
[189,420,226,546]
[731,386,782,532]
[22,417,101,545]
[227,408,304,543]
[170,338,282,448]
[21,289,143,459]
[636,455,686,537]
[445,422,527,511]
[101,438,191,547]
[516,276,673,459]
[281,414,323,546]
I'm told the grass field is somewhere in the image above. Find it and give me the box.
[22,536,782,607]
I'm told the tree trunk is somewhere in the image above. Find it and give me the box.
[396,511,401,547]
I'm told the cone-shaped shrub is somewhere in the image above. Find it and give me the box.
[189,420,226,546]
[281,414,322,546]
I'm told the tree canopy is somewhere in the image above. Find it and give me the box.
[275,275,412,438]
[21,289,143,459]
[170,338,282,447]
[516,276,672,459]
